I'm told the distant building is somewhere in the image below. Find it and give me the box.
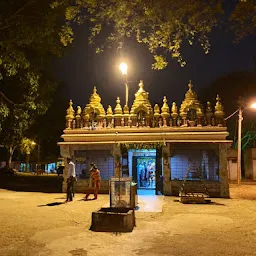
[58,81,232,197]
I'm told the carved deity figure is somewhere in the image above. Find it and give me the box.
[163,117,167,127]
[121,117,125,127]
[128,117,132,127]
[103,118,107,128]
[159,118,163,127]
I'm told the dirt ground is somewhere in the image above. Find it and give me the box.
[0,185,256,256]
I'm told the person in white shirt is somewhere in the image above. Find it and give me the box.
[65,157,76,203]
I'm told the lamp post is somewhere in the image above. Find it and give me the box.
[237,108,243,186]
[119,62,129,106]
[226,102,256,186]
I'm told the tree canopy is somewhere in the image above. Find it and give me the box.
[0,0,65,123]
[0,0,66,164]
[52,0,256,69]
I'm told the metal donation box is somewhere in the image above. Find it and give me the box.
[110,177,138,208]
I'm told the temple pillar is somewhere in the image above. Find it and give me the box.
[219,143,230,198]
[112,144,122,177]
[163,143,172,195]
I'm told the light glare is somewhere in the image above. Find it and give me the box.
[250,103,256,109]
[119,62,128,75]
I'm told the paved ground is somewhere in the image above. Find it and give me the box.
[0,185,256,256]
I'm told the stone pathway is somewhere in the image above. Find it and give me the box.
[1,186,256,256]
[137,195,164,212]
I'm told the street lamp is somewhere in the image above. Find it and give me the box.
[119,62,129,106]
[226,102,256,186]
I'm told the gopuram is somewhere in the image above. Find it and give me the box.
[58,80,231,198]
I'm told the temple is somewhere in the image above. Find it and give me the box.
[58,80,232,197]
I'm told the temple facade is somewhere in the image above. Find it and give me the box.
[58,80,231,197]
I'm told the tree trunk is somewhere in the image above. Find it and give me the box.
[7,146,14,168]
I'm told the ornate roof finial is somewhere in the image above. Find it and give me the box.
[215,94,224,112]
[65,99,75,128]
[139,80,144,89]
[83,86,105,117]
[154,104,160,116]
[161,96,170,114]
[171,102,178,114]
[214,94,225,126]
[76,106,81,118]
[171,102,178,120]
[66,99,75,118]
[123,105,129,115]
[161,96,170,120]
[188,80,193,90]
[179,80,201,117]
[130,80,153,115]
[107,105,113,115]
[114,97,123,115]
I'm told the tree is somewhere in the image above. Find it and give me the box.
[52,0,256,69]
[0,74,58,167]
[20,138,36,172]
[0,0,67,164]
[230,0,256,42]
[26,84,69,162]
[0,0,65,121]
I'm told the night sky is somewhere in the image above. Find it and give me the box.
[56,24,256,110]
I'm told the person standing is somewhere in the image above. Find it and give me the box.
[65,157,76,203]
[84,163,101,200]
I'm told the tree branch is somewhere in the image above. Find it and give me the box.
[0,91,15,105]
[0,0,36,30]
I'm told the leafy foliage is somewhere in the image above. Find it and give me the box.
[230,0,256,42]
[0,73,59,164]
[0,0,66,163]
[20,138,36,155]
[52,0,222,69]
[52,0,256,69]
[0,0,65,122]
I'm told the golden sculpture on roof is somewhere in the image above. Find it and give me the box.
[107,105,113,116]
[214,95,225,126]
[161,96,170,118]
[65,99,75,128]
[154,104,160,118]
[66,100,75,120]
[123,105,129,115]
[83,86,106,118]
[130,80,153,115]
[180,81,203,119]
[215,95,224,113]
[114,97,123,115]
[64,80,226,129]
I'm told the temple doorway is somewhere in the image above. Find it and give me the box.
[126,148,162,195]
[132,156,156,190]
[136,157,156,189]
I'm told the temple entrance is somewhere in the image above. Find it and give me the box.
[124,147,163,195]
[135,156,156,189]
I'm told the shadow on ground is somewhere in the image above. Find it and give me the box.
[173,199,225,206]
[37,202,64,207]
